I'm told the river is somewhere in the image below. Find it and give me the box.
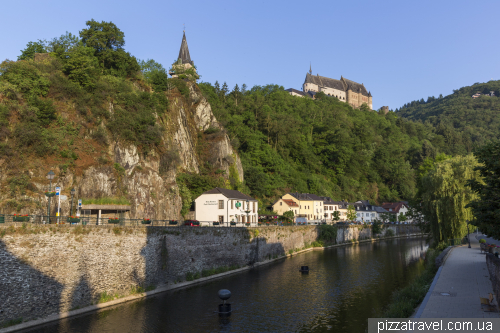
[28,237,428,333]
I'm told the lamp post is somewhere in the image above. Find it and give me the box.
[46,170,55,223]
[466,219,471,248]
[70,188,76,217]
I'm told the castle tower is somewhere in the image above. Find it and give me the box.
[170,31,198,79]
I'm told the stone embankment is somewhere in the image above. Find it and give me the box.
[0,224,422,328]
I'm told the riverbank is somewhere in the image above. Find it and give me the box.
[414,234,499,318]
[0,231,424,333]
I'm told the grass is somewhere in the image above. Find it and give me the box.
[81,197,130,205]
[1,318,22,328]
[98,291,116,304]
[382,248,440,318]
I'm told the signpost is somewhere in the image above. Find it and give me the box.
[77,199,82,217]
[55,187,61,224]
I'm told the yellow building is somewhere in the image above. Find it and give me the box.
[272,198,300,216]
[282,193,324,221]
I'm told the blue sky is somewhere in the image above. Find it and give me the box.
[1,0,498,110]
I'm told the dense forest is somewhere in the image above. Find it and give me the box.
[197,82,472,206]
[397,80,500,147]
[2,19,499,214]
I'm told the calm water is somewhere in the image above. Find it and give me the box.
[28,237,428,333]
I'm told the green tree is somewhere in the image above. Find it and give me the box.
[139,59,168,92]
[466,140,500,238]
[0,60,50,97]
[398,212,407,223]
[346,205,356,221]
[80,19,125,55]
[332,210,340,223]
[18,41,46,60]
[80,20,139,77]
[47,31,80,57]
[283,210,294,222]
[421,155,480,243]
[63,45,100,88]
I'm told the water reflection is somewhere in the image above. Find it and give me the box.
[28,237,428,333]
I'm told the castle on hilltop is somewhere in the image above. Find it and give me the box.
[286,66,373,109]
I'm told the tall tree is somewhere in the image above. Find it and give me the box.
[346,205,357,221]
[80,19,125,55]
[18,41,46,60]
[420,155,480,243]
[466,140,500,238]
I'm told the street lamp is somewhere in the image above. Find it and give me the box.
[70,188,76,216]
[46,170,55,223]
[466,219,471,248]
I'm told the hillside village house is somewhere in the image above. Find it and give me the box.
[382,202,410,222]
[272,198,300,216]
[194,188,258,225]
[322,197,349,222]
[277,193,325,221]
[353,200,388,223]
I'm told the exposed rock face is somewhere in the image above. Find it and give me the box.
[0,83,244,220]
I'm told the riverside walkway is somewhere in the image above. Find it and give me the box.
[416,233,499,318]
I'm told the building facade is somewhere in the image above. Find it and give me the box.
[286,67,373,109]
[194,188,258,225]
[272,198,300,216]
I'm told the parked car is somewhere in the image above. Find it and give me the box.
[184,220,200,227]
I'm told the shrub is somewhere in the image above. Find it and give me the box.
[372,220,383,235]
[204,126,220,135]
[28,96,57,127]
[479,239,486,244]
[91,127,109,146]
[318,224,338,244]
[107,91,166,149]
[168,78,189,99]
[0,60,50,97]
[385,229,395,237]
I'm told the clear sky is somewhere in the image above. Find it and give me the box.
[1,0,498,110]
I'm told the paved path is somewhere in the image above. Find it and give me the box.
[417,233,499,318]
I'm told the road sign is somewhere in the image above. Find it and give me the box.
[235,202,241,208]
[78,199,82,207]
[55,187,61,195]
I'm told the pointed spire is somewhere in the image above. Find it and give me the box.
[177,31,193,65]
[309,62,312,75]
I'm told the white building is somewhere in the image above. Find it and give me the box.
[354,200,389,223]
[194,187,258,226]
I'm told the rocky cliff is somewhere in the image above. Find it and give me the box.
[0,80,244,220]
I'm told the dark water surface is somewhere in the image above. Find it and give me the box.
[28,237,428,333]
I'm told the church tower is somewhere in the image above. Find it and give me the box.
[170,31,198,79]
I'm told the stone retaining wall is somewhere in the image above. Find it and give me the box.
[486,253,500,303]
[0,224,421,326]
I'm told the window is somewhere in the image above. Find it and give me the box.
[253,202,256,213]
[218,216,224,223]
[280,202,282,206]
[219,200,224,209]
[231,200,233,209]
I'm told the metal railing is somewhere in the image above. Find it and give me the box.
[0,215,265,227]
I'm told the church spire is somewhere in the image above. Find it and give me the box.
[309,62,312,75]
[177,31,193,65]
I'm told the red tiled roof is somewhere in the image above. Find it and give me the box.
[381,202,407,213]
[283,199,299,207]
